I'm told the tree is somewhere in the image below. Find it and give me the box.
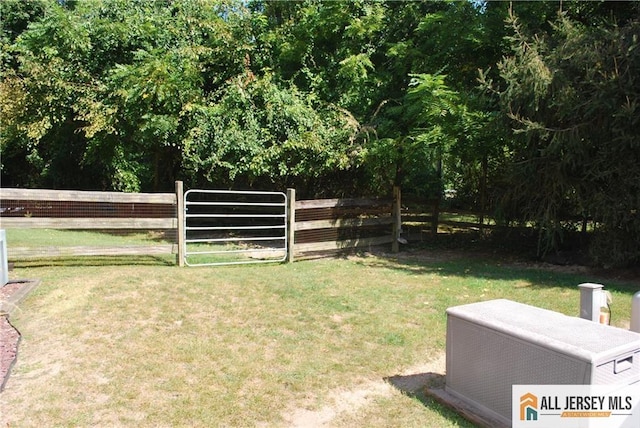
[1,0,254,191]
[182,72,360,194]
[1,0,368,194]
[487,5,640,266]
[1,1,95,188]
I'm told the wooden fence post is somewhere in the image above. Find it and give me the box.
[392,186,401,253]
[286,188,296,263]
[175,180,185,267]
[431,194,440,236]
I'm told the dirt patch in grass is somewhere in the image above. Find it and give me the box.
[282,353,446,427]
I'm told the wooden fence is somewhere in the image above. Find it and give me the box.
[0,183,182,261]
[1,184,403,264]
[397,191,497,241]
[288,188,398,261]
[1,183,491,264]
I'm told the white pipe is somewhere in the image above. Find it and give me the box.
[631,291,640,333]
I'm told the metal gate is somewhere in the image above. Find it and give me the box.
[183,189,288,266]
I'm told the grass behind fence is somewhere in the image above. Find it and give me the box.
[1,241,638,426]
[5,228,172,248]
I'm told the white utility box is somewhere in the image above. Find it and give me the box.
[446,299,640,426]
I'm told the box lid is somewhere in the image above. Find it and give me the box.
[447,299,640,362]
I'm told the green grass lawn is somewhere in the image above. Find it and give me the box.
[1,246,638,427]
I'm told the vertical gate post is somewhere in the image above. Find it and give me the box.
[392,186,401,253]
[175,180,185,267]
[286,188,296,263]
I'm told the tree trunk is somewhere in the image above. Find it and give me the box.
[479,154,488,234]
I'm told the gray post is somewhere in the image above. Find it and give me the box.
[631,291,640,333]
[578,283,604,322]
[286,188,296,263]
[0,230,7,286]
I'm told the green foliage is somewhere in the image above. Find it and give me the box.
[365,72,488,200]
[1,0,367,194]
[1,0,491,196]
[253,0,387,118]
[489,6,640,266]
[2,0,247,190]
[183,72,360,190]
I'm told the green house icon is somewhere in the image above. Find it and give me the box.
[525,406,538,421]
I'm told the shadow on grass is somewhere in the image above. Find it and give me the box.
[385,372,478,427]
[10,255,175,268]
[352,241,640,296]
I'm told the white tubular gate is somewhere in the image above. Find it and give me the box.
[183,189,287,266]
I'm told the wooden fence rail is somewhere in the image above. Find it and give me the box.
[1,183,183,262]
[289,191,398,261]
